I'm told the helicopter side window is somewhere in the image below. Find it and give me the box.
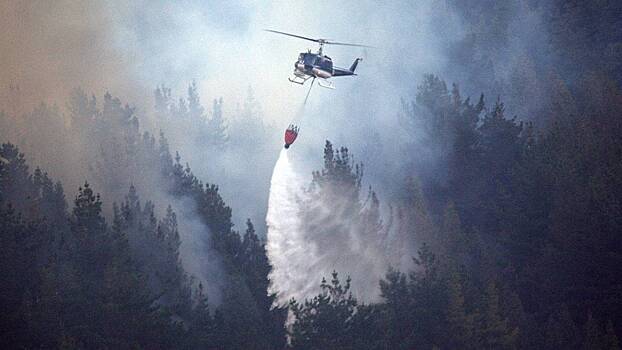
[320,58,333,71]
[303,54,317,65]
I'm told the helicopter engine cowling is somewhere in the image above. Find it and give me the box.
[312,67,331,78]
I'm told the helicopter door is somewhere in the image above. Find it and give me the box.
[319,57,333,73]
[303,53,317,66]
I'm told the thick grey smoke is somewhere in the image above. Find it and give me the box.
[1,0,553,303]
[171,196,224,305]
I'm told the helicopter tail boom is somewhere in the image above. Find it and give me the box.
[332,58,363,77]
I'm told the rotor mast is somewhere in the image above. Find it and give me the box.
[318,40,326,55]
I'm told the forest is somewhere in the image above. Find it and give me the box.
[2,1,622,349]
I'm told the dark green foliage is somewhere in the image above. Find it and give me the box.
[114,187,193,317]
[604,321,621,350]
[285,66,622,347]
[2,9,622,345]
[156,129,286,349]
[0,206,47,348]
[378,72,622,348]
[0,170,181,347]
[543,304,579,349]
[474,281,518,349]
[549,0,622,82]
[45,183,174,348]
[0,119,285,348]
[240,219,288,348]
[290,272,361,350]
[445,268,475,349]
[208,219,286,350]
[288,246,515,349]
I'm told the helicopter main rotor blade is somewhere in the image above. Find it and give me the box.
[265,29,374,48]
[264,29,319,43]
[325,41,374,48]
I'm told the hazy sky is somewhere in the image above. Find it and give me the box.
[1,0,464,121]
[1,0,552,218]
[2,0,545,231]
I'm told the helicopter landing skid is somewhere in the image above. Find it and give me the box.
[288,75,311,85]
[317,79,335,89]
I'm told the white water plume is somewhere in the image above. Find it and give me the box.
[266,148,396,306]
[266,149,320,305]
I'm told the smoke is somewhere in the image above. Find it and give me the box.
[172,196,224,305]
[0,1,230,303]
[0,1,149,112]
[0,0,551,234]
[1,0,558,306]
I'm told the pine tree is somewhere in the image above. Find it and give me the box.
[0,205,48,348]
[544,304,579,350]
[379,268,413,349]
[174,97,188,119]
[187,80,205,122]
[0,143,32,211]
[445,269,474,349]
[439,201,469,262]
[206,97,228,148]
[475,281,518,349]
[604,320,621,350]
[584,312,604,350]
[58,183,176,348]
[114,186,192,317]
[290,271,358,350]
[188,282,215,348]
[154,84,173,120]
[359,189,384,247]
[409,244,445,349]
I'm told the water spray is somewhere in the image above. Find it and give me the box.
[266,149,318,305]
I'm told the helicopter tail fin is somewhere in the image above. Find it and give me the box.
[349,58,362,73]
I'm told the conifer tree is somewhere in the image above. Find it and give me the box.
[445,269,474,349]
[187,81,205,122]
[207,97,228,148]
[475,281,518,350]
[290,271,358,350]
[604,320,621,350]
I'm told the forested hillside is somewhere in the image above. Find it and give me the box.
[0,94,286,348]
[287,73,622,349]
[2,0,622,349]
[2,70,621,348]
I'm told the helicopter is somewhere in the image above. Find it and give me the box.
[265,29,370,89]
